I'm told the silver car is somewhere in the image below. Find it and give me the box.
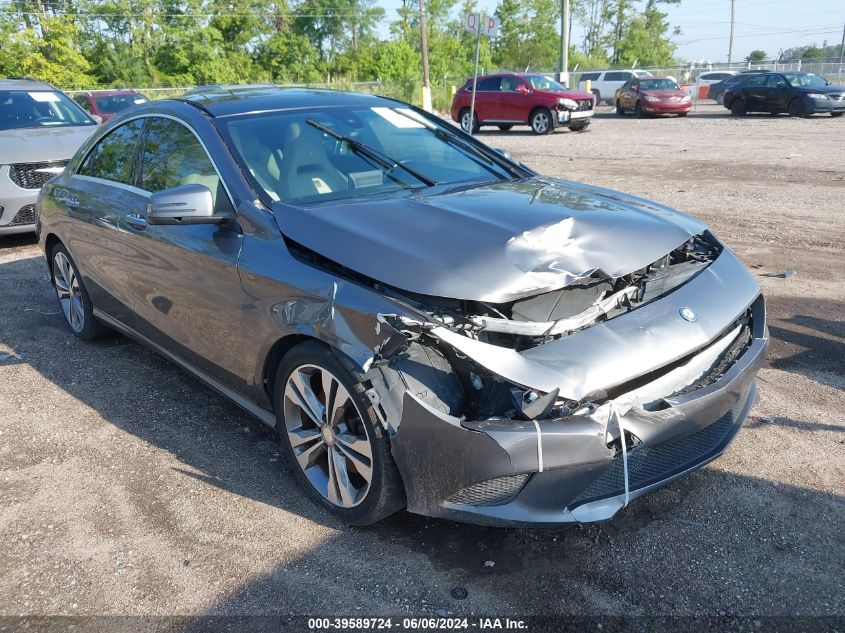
[0,78,97,235]
[38,86,768,526]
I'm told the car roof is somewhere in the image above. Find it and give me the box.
[0,78,55,90]
[179,85,398,118]
[82,89,144,97]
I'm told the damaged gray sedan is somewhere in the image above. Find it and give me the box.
[38,86,768,526]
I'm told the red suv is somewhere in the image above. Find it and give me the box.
[450,73,595,135]
[72,89,148,123]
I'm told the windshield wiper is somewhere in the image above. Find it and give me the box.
[388,107,526,179]
[304,118,437,187]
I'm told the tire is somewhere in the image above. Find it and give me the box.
[274,340,405,525]
[832,112,845,118]
[50,243,109,340]
[529,108,554,135]
[634,100,645,118]
[615,100,625,116]
[497,124,513,131]
[569,120,590,132]
[787,98,808,118]
[678,112,689,117]
[730,99,747,117]
[591,90,601,106]
[715,93,724,105]
[459,108,480,134]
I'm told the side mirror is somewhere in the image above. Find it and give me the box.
[517,84,530,94]
[148,184,230,225]
[493,148,512,160]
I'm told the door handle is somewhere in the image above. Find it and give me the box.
[126,212,148,230]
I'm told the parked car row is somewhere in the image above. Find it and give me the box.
[722,71,845,117]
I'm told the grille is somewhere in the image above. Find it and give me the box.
[447,473,529,506]
[829,94,843,101]
[569,401,744,507]
[9,160,68,190]
[10,204,37,226]
[576,99,594,111]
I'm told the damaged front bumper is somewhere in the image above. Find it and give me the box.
[388,250,768,526]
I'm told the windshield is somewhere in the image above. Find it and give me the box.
[0,90,94,131]
[523,75,567,91]
[640,78,678,90]
[94,94,147,114]
[785,73,830,88]
[221,106,514,206]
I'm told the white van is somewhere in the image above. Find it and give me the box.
[577,69,653,105]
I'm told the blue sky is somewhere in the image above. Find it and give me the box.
[378,0,845,65]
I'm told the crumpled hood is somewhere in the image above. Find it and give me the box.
[0,125,97,165]
[273,177,707,302]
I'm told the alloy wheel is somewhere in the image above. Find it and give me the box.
[283,364,374,508]
[53,251,85,332]
[532,111,550,134]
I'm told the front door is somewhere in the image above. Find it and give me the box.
[765,74,790,111]
[124,116,246,390]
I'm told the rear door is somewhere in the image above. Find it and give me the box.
[58,118,146,326]
[124,115,245,388]
[472,76,502,122]
[739,74,768,110]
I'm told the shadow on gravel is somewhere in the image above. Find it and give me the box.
[0,233,38,250]
[2,254,845,622]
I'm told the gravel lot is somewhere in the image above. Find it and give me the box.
[1,103,843,627]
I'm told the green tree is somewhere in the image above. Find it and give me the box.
[745,49,767,64]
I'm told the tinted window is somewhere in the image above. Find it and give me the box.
[94,94,147,114]
[79,119,144,184]
[605,71,633,82]
[580,72,600,82]
[475,76,502,91]
[139,117,229,211]
[640,78,679,90]
[0,90,94,131]
[742,75,767,88]
[767,75,788,88]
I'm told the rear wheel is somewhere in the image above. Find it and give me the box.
[275,341,405,525]
[50,243,109,340]
[569,120,590,132]
[678,112,689,117]
[715,93,724,105]
[730,98,747,116]
[591,90,601,106]
[787,98,807,118]
[459,108,480,134]
[529,108,554,135]
[497,124,513,131]
[832,112,844,118]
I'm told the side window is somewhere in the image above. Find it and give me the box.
[475,76,502,91]
[605,71,632,82]
[744,75,767,88]
[767,75,788,88]
[580,72,600,82]
[500,76,517,91]
[78,118,144,184]
[139,117,232,212]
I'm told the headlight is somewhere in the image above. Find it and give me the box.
[558,98,578,109]
[644,95,659,102]
[680,95,691,102]
[806,93,828,99]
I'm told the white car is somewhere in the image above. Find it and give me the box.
[578,69,653,105]
[0,78,97,235]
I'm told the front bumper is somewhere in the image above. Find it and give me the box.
[642,100,692,114]
[806,95,845,114]
[391,288,768,526]
[0,167,38,235]
[557,109,594,124]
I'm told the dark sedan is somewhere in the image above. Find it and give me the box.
[708,70,764,105]
[724,71,845,117]
[37,86,767,526]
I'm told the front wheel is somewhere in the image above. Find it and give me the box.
[529,108,554,135]
[459,108,480,134]
[275,341,405,525]
[50,243,109,340]
[634,101,645,118]
[787,98,807,118]
[497,124,513,131]
[832,112,845,118]
[615,100,625,116]
[678,112,689,117]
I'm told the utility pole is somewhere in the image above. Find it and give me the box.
[727,0,735,64]
[839,22,845,64]
[559,0,570,84]
[419,0,432,111]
